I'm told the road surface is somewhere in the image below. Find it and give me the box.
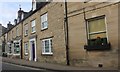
[2,62,44,70]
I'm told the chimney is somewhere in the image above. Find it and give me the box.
[14,19,17,25]
[17,7,24,23]
[7,21,14,31]
[32,0,36,11]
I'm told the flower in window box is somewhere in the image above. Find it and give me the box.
[95,36,103,45]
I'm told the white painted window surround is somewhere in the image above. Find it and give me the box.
[87,16,107,39]
[24,42,28,55]
[24,24,28,36]
[13,40,21,55]
[41,13,48,30]
[42,38,53,55]
[31,20,36,33]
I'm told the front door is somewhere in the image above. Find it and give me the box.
[32,41,35,61]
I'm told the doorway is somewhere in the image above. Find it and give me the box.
[31,41,35,61]
[29,38,36,61]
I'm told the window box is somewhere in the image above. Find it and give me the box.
[84,43,111,51]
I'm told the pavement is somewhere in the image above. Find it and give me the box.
[2,57,119,71]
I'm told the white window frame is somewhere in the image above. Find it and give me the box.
[13,40,20,55]
[24,42,28,55]
[42,38,53,55]
[31,20,36,33]
[7,42,12,54]
[41,13,48,30]
[87,16,107,40]
[24,24,28,36]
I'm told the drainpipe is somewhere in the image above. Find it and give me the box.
[83,4,89,61]
[21,22,23,59]
[64,0,70,66]
[83,7,88,44]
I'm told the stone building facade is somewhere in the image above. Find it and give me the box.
[22,2,67,65]
[7,22,23,58]
[66,2,118,67]
[0,1,119,68]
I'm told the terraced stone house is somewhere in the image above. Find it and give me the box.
[0,0,119,68]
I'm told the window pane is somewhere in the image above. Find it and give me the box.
[43,21,48,28]
[26,30,28,35]
[50,39,52,52]
[42,23,44,29]
[25,24,28,35]
[88,18,106,33]
[89,32,106,39]
[25,43,28,54]
[32,20,35,27]
[45,47,49,52]
[26,44,28,52]
[41,15,44,23]
[32,26,35,32]
[42,41,44,53]
[14,42,20,54]
[31,20,36,32]
[45,13,47,21]
[45,40,49,52]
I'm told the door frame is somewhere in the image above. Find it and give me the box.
[29,38,37,61]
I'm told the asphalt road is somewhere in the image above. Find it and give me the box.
[2,62,44,70]
[1,62,57,72]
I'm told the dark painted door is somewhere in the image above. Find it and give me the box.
[32,42,35,61]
